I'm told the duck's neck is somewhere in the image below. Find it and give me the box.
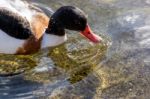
[41,19,67,48]
[41,33,67,49]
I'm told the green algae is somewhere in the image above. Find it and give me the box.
[0,33,109,84]
[48,36,108,83]
[0,54,37,75]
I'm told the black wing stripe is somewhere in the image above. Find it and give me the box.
[0,8,33,39]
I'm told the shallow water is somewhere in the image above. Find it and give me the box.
[0,0,150,99]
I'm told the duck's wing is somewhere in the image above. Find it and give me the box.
[28,10,49,40]
[0,0,50,40]
[28,4,50,40]
[31,2,54,17]
[0,8,33,39]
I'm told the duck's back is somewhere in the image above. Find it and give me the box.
[0,0,44,21]
[0,0,49,54]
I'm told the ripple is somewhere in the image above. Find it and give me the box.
[1,0,111,98]
[0,34,108,98]
[135,25,150,48]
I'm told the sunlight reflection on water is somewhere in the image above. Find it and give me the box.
[0,0,150,98]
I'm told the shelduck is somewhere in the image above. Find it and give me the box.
[0,0,102,55]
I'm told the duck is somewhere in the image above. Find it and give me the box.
[0,0,102,55]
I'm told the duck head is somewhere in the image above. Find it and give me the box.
[45,6,102,44]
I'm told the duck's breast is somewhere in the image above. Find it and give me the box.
[0,30,25,54]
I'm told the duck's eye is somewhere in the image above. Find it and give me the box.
[74,20,81,25]
[78,22,81,25]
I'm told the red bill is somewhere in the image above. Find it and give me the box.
[80,24,102,43]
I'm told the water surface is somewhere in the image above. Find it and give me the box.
[0,0,150,99]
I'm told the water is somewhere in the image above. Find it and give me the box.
[0,0,150,99]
